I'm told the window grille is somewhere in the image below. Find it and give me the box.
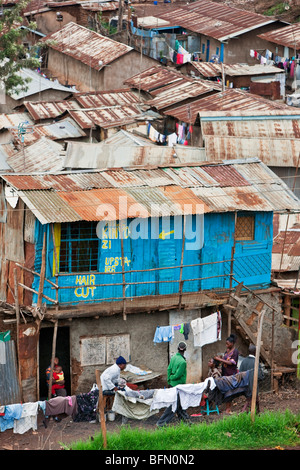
[235,215,255,241]
[59,222,99,273]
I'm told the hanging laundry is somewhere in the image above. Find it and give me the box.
[265,49,271,60]
[176,53,184,65]
[250,49,254,58]
[260,56,267,65]
[180,322,190,340]
[150,387,178,412]
[153,325,173,343]
[167,133,178,147]
[176,377,216,410]
[13,402,39,434]
[191,312,221,347]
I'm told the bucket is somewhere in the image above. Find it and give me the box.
[107,411,115,422]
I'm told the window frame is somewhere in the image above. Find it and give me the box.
[235,215,255,241]
[59,221,100,274]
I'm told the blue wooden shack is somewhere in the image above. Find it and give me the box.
[1,158,298,314]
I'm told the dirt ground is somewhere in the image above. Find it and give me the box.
[0,379,299,451]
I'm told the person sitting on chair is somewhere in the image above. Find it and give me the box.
[100,356,127,395]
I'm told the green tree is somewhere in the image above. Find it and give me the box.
[0,0,41,95]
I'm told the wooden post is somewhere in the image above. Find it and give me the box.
[120,233,126,321]
[47,320,58,400]
[37,232,46,309]
[251,309,266,422]
[178,216,186,310]
[95,369,107,449]
[14,268,22,400]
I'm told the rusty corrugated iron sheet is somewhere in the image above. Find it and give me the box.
[75,89,141,108]
[58,187,144,221]
[10,117,86,146]
[199,110,300,166]
[190,61,285,78]
[7,137,64,173]
[0,113,34,130]
[41,22,133,68]
[164,89,299,123]
[258,24,300,51]
[149,0,276,40]
[24,100,78,121]
[147,80,216,110]
[124,65,189,93]
[2,159,299,225]
[67,104,146,129]
[81,1,119,11]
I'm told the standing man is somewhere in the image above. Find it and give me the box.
[239,344,264,413]
[100,356,127,395]
[157,341,190,427]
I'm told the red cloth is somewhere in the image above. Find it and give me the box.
[126,383,139,390]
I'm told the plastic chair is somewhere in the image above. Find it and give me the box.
[200,398,219,415]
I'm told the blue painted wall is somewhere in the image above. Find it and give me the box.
[32,211,273,306]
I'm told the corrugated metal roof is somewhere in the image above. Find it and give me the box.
[6,137,64,173]
[189,61,285,78]
[63,141,207,169]
[102,130,157,147]
[2,159,299,224]
[258,24,300,50]
[124,65,189,93]
[75,89,141,108]
[148,0,276,40]
[199,111,300,167]
[272,225,300,271]
[164,89,298,123]
[10,117,86,145]
[8,68,75,100]
[18,189,82,224]
[147,80,216,110]
[41,22,133,68]
[67,104,146,129]
[24,100,79,121]
[202,164,251,187]
[0,113,34,130]
[80,1,119,11]
[58,187,142,221]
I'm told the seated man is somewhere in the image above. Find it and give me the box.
[100,356,127,395]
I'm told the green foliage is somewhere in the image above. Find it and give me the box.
[0,0,41,94]
[66,410,300,451]
[263,2,289,16]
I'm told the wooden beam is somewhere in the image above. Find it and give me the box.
[47,320,58,401]
[251,309,266,422]
[14,268,22,402]
[37,232,46,309]
[95,369,107,449]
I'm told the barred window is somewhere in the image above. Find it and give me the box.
[59,222,99,273]
[235,215,255,241]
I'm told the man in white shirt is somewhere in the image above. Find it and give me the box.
[100,356,127,395]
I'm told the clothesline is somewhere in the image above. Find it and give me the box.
[0,388,99,434]
[249,48,299,78]
[153,311,222,348]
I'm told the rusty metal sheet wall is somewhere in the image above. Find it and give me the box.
[0,340,22,406]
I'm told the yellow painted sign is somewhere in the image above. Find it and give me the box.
[74,274,96,298]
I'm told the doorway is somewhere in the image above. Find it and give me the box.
[39,326,71,400]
